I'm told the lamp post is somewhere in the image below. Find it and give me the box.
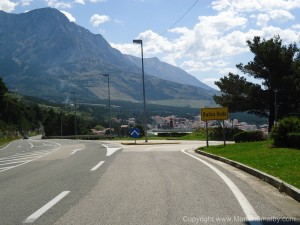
[103,74,111,135]
[133,39,148,142]
[274,89,278,125]
[71,92,77,136]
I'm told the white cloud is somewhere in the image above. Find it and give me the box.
[112,0,300,84]
[46,0,72,8]
[61,10,76,22]
[292,24,300,29]
[20,0,32,6]
[269,9,295,22]
[257,14,269,27]
[90,0,106,2]
[90,14,110,27]
[211,0,300,12]
[75,0,85,4]
[0,0,18,12]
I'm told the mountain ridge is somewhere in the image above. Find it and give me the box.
[0,7,217,108]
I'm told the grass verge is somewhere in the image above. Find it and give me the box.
[198,140,300,189]
[0,137,19,148]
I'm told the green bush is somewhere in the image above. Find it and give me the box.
[270,117,300,147]
[233,130,266,143]
[287,133,300,149]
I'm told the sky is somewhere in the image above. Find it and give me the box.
[1,0,300,89]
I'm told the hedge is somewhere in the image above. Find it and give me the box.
[287,133,300,149]
[233,130,266,143]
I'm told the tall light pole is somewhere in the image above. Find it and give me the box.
[103,74,111,135]
[274,89,278,125]
[133,39,148,142]
[71,92,77,136]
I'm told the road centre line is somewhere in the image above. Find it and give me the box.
[23,191,70,223]
[91,161,105,171]
[181,149,262,225]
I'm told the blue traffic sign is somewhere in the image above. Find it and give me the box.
[129,128,140,138]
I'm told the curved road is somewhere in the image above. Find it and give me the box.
[0,138,299,225]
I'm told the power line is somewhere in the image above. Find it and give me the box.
[156,0,200,39]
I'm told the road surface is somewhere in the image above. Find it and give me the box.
[0,137,299,225]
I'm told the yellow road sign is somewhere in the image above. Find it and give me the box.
[201,107,229,121]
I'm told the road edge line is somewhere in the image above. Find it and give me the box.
[195,149,300,204]
[181,148,262,225]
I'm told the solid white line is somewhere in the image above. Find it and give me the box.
[23,191,70,223]
[90,161,105,171]
[181,149,262,225]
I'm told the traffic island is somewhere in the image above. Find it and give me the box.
[121,140,180,145]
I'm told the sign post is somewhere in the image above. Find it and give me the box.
[129,128,140,144]
[201,107,229,147]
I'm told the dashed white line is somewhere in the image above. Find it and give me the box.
[71,149,83,155]
[23,191,70,223]
[181,149,262,225]
[90,161,105,171]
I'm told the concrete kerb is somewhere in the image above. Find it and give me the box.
[195,149,300,203]
[121,141,180,145]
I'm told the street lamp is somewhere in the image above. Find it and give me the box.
[103,74,111,135]
[133,39,148,142]
[71,92,77,136]
[274,89,278,125]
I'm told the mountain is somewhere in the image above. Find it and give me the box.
[0,8,217,108]
[125,55,215,91]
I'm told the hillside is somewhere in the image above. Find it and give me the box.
[0,8,217,108]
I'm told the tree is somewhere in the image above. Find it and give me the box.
[214,36,300,131]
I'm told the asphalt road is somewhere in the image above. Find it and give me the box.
[0,138,299,225]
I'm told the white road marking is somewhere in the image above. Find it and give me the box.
[0,145,61,173]
[71,149,83,155]
[181,149,262,225]
[0,142,13,151]
[91,161,105,171]
[102,144,121,156]
[27,141,34,148]
[23,191,70,223]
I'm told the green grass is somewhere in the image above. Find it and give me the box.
[179,133,206,140]
[0,137,19,147]
[199,140,300,189]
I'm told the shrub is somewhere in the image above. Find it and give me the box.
[270,117,300,147]
[287,133,300,149]
[209,127,242,141]
[233,130,266,143]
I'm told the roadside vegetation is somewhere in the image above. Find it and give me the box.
[198,141,300,189]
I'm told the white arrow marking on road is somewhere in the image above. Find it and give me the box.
[181,149,262,225]
[71,149,83,155]
[102,144,121,156]
[23,191,70,223]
